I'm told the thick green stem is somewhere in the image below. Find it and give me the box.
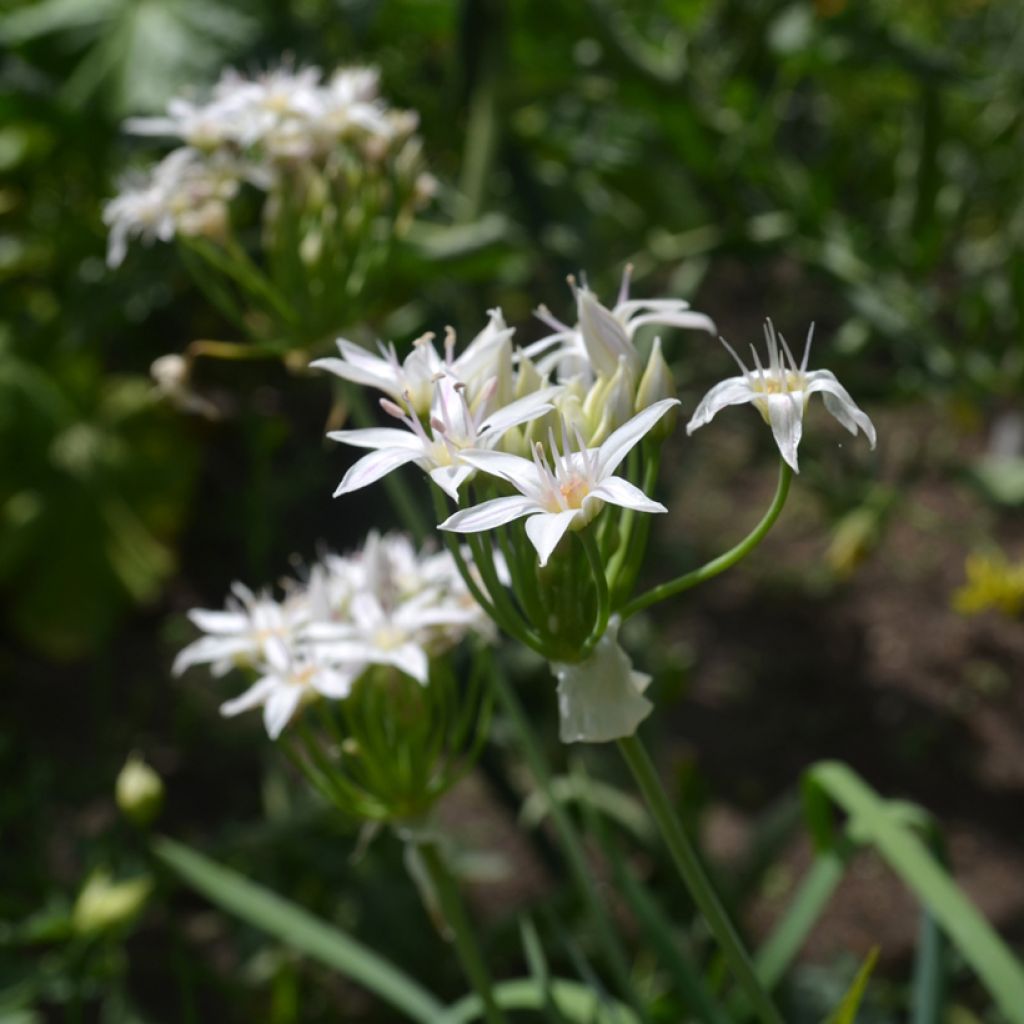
[417,841,507,1024]
[579,529,610,653]
[493,671,648,1022]
[617,734,784,1024]
[621,460,792,619]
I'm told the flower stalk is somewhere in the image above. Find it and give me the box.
[617,733,784,1024]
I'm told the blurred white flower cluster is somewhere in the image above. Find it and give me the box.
[174,532,491,739]
[104,62,434,270]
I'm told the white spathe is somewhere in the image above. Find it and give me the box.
[686,320,877,472]
[552,617,652,743]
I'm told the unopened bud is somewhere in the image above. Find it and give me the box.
[115,752,164,828]
[635,338,678,439]
[588,356,636,444]
[72,870,152,936]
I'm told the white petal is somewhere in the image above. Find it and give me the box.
[765,393,804,472]
[173,635,253,675]
[578,290,634,377]
[428,464,474,501]
[597,398,681,476]
[552,618,653,743]
[627,310,717,337]
[263,686,304,740]
[186,608,247,633]
[805,371,877,449]
[308,357,391,394]
[219,674,279,718]
[685,376,755,434]
[449,450,543,495]
[327,427,421,451]
[383,644,430,684]
[440,495,540,533]
[525,509,579,567]
[478,388,559,440]
[588,476,666,514]
[334,447,420,496]
[313,670,356,700]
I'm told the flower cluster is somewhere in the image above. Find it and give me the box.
[174,532,491,739]
[317,270,877,744]
[104,62,433,268]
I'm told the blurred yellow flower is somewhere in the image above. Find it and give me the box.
[953,551,1024,617]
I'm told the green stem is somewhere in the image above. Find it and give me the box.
[493,671,648,1022]
[417,841,507,1024]
[617,734,784,1024]
[621,460,792,619]
[579,529,610,653]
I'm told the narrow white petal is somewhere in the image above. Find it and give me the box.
[685,376,754,434]
[805,371,877,449]
[334,447,420,496]
[597,398,681,476]
[186,609,247,633]
[765,393,804,472]
[308,357,392,394]
[578,290,634,377]
[219,675,279,718]
[588,476,667,514]
[440,495,540,534]
[429,464,474,500]
[525,509,579,566]
[384,644,430,684]
[455,449,543,495]
[173,635,253,676]
[263,686,304,739]
[327,427,421,451]
[313,670,357,700]
[478,388,559,439]
[627,310,717,337]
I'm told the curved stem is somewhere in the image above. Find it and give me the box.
[417,841,507,1024]
[617,734,784,1024]
[621,460,792,620]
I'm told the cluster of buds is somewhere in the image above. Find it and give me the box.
[174,533,493,821]
[318,269,877,744]
[104,62,433,345]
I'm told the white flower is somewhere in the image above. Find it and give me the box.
[526,266,716,383]
[103,148,239,267]
[220,646,357,740]
[172,582,310,677]
[439,399,679,566]
[311,309,515,417]
[328,375,558,500]
[552,616,652,743]
[686,321,877,472]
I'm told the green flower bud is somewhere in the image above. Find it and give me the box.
[115,753,164,828]
[635,338,677,439]
[588,355,636,445]
[72,870,152,936]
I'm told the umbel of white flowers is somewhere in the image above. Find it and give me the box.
[173,533,491,739]
[686,320,876,471]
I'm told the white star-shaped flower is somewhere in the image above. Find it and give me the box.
[686,320,876,472]
[439,399,678,566]
[328,375,558,500]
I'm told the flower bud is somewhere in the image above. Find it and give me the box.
[72,870,153,936]
[115,752,164,828]
[577,287,638,378]
[587,355,636,445]
[635,338,678,439]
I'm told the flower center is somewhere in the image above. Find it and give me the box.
[750,370,804,394]
[557,475,590,509]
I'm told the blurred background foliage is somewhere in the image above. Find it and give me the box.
[2,0,1023,1020]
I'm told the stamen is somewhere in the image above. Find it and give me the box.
[444,326,456,364]
[718,335,750,376]
[777,330,801,378]
[534,304,571,334]
[617,262,634,307]
[801,322,815,372]
[380,398,405,419]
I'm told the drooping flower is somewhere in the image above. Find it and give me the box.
[526,266,715,384]
[686,320,877,472]
[328,375,558,500]
[439,398,679,566]
[551,616,653,743]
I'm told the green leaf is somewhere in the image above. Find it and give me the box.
[804,762,1024,1023]
[824,948,878,1024]
[153,837,444,1024]
[437,978,641,1024]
